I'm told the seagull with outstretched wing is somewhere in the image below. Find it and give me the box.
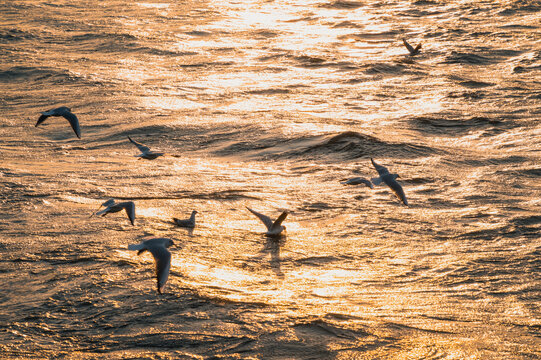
[128,136,164,160]
[93,198,136,225]
[35,106,81,139]
[247,207,288,237]
[370,158,408,206]
[128,237,174,294]
[402,38,421,56]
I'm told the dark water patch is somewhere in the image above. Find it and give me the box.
[294,319,367,339]
[332,20,364,29]
[178,60,235,69]
[252,29,279,38]
[447,90,486,99]
[245,88,291,95]
[498,24,539,30]
[363,62,407,75]
[185,30,212,37]
[0,29,37,42]
[298,201,336,212]
[409,115,505,135]
[498,3,541,16]
[443,52,491,65]
[0,66,83,84]
[458,80,494,88]
[513,65,541,73]
[350,31,400,41]
[413,0,441,4]
[498,167,541,178]
[292,54,328,68]
[382,321,454,335]
[320,1,364,9]
[295,256,341,266]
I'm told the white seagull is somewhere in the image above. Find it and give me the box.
[173,210,198,228]
[370,158,408,206]
[341,177,374,188]
[128,237,174,294]
[127,136,164,160]
[402,38,421,56]
[247,207,288,237]
[35,106,81,139]
[93,198,136,225]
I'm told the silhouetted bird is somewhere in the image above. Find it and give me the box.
[128,237,174,294]
[35,106,81,139]
[370,158,408,206]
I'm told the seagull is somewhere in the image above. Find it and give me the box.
[402,38,421,56]
[128,237,174,294]
[247,207,288,237]
[127,136,164,160]
[370,158,408,206]
[341,177,374,188]
[35,106,81,139]
[93,198,136,225]
[173,210,197,228]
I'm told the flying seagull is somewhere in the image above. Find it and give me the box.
[341,177,374,188]
[402,38,421,56]
[127,136,164,160]
[247,207,288,237]
[93,198,136,225]
[173,210,198,228]
[128,237,174,294]
[370,158,408,206]
[35,106,81,139]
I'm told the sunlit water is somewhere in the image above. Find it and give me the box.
[1,1,540,359]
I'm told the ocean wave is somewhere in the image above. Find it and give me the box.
[214,131,441,160]
[409,115,506,135]
[0,66,82,84]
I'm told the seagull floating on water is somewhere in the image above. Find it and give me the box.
[128,136,164,160]
[35,106,81,139]
[370,158,408,206]
[173,210,197,228]
[93,198,136,225]
[341,177,374,188]
[402,38,421,56]
[247,207,288,237]
[128,237,174,294]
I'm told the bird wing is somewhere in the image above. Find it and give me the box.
[246,207,273,230]
[95,208,109,216]
[119,201,135,225]
[35,114,50,127]
[344,177,373,188]
[61,111,81,139]
[387,179,408,206]
[371,158,389,176]
[271,211,288,230]
[147,245,171,294]
[101,198,116,207]
[414,43,422,53]
[128,136,151,154]
[402,39,415,54]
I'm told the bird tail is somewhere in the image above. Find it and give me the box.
[371,177,383,186]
